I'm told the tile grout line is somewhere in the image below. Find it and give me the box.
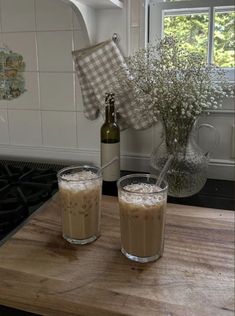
[0,29,82,34]
[34,0,43,147]
[3,108,82,112]
[0,0,10,145]
[0,0,2,33]
[72,6,79,149]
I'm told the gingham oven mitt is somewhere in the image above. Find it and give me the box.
[72,40,155,130]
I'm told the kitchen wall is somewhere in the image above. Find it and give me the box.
[0,0,91,157]
[0,0,234,180]
[0,0,153,172]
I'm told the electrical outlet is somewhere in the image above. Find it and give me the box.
[231,125,235,159]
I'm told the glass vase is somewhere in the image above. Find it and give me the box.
[150,123,219,198]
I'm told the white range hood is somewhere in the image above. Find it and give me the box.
[63,0,123,44]
[71,0,123,9]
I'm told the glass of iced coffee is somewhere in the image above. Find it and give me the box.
[57,166,102,245]
[117,174,168,263]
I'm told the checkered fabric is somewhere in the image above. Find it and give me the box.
[72,40,156,130]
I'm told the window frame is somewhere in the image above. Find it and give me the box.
[148,0,235,81]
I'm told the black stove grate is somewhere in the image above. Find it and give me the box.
[0,160,66,241]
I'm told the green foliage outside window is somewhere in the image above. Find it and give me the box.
[164,11,235,67]
[214,11,235,67]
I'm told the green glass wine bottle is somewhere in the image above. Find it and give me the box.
[101,93,120,183]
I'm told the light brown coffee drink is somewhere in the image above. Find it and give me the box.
[118,176,168,263]
[58,167,102,244]
[119,190,166,258]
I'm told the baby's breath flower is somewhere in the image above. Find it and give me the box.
[116,36,233,148]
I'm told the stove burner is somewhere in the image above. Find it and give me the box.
[0,162,59,240]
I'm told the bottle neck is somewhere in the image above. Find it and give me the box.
[105,105,115,123]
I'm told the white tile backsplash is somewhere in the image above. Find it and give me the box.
[42,111,77,148]
[0,0,89,150]
[40,73,75,111]
[1,0,35,32]
[72,10,83,30]
[35,0,73,31]
[121,128,153,154]
[0,4,2,33]
[3,32,37,71]
[75,75,84,111]
[152,122,163,148]
[0,100,8,109]
[8,110,42,146]
[77,113,102,150]
[0,0,155,167]
[37,31,73,72]
[7,72,40,109]
[0,0,154,167]
[73,30,90,51]
[0,109,9,144]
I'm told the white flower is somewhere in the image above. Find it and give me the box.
[116,35,232,148]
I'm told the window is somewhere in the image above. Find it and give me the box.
[149,0,235,81]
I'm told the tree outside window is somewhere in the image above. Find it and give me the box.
[149,0,235,72]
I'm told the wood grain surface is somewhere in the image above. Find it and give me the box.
[0,194,234,316]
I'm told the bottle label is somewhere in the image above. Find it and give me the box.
[101,142,120,181]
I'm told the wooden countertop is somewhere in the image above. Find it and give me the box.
[0,195,234,316]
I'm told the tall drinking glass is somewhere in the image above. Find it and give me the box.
[117,174,168,263]
[57,166,102,245]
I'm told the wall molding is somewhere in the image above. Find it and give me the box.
[208,109,235,114]
[208,158,235,181]
[0,145,234,180]
[0,144,149,170]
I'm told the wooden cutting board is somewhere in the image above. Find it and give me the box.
[0,194,234,316]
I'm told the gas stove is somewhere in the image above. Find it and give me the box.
[0,160,65,243]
